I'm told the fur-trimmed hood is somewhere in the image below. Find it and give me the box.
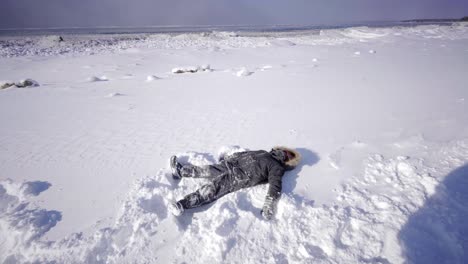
[272,146,301,169]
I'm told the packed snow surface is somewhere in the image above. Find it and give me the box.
[1,23,468,263]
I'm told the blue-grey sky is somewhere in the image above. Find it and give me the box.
[1,0,468,29]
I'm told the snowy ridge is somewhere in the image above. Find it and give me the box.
[1,142,467,263]
[1,23,467,57]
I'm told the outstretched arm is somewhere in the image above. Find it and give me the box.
[261,166,285,220]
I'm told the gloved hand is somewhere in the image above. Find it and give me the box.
[261,206,274,220]
[261,195,276,220]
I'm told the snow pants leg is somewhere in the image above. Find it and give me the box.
[178,172,235,210]
[180,163,227,178]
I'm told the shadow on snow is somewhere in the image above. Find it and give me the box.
[398,163,468,263]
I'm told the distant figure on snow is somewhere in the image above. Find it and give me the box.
[168,146,301,220]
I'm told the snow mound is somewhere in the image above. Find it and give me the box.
[146,75,160,82]
[87,76,108,82]
[259,65,273,71]
[235,67,253,77]
[106,92,124,97]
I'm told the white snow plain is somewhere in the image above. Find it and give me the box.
[1,23,468,263]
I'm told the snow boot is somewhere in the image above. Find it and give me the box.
[170,155,182,180]
[168,201,184,216]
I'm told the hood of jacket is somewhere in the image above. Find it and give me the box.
[271,146,302,170]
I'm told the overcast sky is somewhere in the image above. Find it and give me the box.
[2,0,468,29]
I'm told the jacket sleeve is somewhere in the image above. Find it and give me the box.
[266,165,285,200]
[225,151,247,161]
[261,165,285,220]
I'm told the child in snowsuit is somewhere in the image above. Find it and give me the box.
[169,146,301,220]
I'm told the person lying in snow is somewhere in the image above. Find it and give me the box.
[168,146,301,220]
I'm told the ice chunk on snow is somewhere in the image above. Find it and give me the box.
[354,51,361,55]
[172,65,212,74]
[172,66,198,74]
[369,50,377,54]
[14,79,39,88]
[1,81,15,89]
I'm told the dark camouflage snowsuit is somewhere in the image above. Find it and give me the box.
[178,149,288,209]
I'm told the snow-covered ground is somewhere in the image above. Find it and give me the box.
[1,23,468,263]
